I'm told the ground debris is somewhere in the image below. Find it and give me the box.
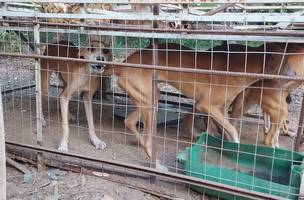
[7,166,156,200]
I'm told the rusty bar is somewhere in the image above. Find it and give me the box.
[0,88,6,199]
[5,140,286,200]
[295,94,304,151]
[1,52,304,81]
[2,19,304,37]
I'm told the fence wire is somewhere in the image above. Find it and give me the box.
[1,2,304,200]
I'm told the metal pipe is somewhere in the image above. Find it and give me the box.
[33,21,44,171]
[0,88,6,200]
[2,19,304,37]
[1,52,304,81]
[1,0,303,3]
[295,94,304,151]
[5,140,286,200]
[151,4,159,170]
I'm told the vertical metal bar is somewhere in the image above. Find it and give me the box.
[295,94,304,151]
[299,160,304,200]
[0,88,6,200]
[151,4,159,170]
[34,20,44,171]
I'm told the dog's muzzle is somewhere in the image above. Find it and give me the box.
[90,63,107,74]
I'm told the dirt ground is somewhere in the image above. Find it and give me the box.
[2,56,304,199]
[7,165,156,200]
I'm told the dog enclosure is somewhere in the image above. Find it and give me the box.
[1,1,304,199]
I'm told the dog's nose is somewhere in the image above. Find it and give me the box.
[101,57,105,61]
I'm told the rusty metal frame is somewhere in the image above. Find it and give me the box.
[1,52,304,82]
[2,19,304,38]
[5,140,287,200]
[2,0,303,3]
[2,9,304,198]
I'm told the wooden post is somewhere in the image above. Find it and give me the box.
[34,20,45,171]
[0,88,6,199]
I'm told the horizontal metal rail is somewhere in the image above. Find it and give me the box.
[2,10,304,23]
[2,19,304,37]
[1,52,304,82]
[5,140,287,200]
[3,25,304,43]
[1,0,303,4]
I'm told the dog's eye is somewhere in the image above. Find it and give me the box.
[88,47,95,52]
[103,48,109,54]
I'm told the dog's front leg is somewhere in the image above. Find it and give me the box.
[83,91,106,150]
[58,88,73,152]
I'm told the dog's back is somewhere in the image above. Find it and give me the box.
[41,41,79,71]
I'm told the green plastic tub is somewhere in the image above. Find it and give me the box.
[177,133,304,199]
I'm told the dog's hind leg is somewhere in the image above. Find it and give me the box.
[141,106,168,171]
[124,108,140,138]
[281,120,296,137]
[141,107,154,158]
[196,101,240,143]
[83,89,106,150]
[264,104,288,148]
[264,113,271,134]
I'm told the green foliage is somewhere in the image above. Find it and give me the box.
[0,31,23,52]
[238,41,264,47]
[0,30,264,55]
[114,36,224,51]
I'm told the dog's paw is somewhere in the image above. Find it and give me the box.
[286,131,296,138]
[90,138,106,150]
[58,143,68,152]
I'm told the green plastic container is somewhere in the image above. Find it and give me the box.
[177,133,304,199]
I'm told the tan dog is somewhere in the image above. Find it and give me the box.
[92,43,293,159]
[40,41,111,152]
[230,44,304,147]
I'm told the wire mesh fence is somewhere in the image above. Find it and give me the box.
[1,1,304,199]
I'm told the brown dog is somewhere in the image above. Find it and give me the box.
[40,41,111,152]
[95,43,293,160]
[230,43,303,147]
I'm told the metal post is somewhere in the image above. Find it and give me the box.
[295,94,304,151]
[0,88,6,200]
[34,20,44,171]
[151,4,159,170]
